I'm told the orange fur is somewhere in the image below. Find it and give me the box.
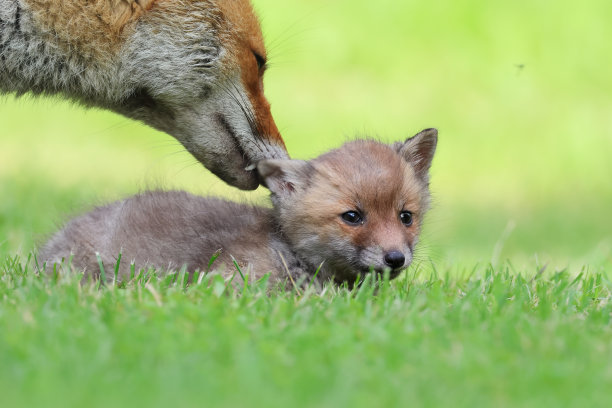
[24,0,156,60]
[11,0,287,189]
[216,0,284,147]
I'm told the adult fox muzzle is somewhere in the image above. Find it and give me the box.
[0,0,287,189]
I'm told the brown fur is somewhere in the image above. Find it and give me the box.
[265,134,434,283]
[24,0,157,60]
[39,129,438,287]
[321,142,424,250]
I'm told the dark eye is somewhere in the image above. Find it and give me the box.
[400,211,413,226]
[341,211,363,225]
[253,51,266,71]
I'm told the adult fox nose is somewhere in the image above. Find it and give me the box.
[383,250,405,269]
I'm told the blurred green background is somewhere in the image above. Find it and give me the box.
[1,0,611,270]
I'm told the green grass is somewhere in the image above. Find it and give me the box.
[2,257,611,407]
[1,0,612,405]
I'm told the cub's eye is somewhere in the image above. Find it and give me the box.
[253,51,266,72]
[341,211,363,226]
[399,211,413,226]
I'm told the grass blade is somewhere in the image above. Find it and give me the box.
[96,252,106,288]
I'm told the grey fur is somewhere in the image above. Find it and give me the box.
[0,0,287,190]
[40,132,438,287]
[40,191,301,284]
[1,0,134,101]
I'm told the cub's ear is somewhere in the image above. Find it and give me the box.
[396,128,438,182]
[257,159,313,197]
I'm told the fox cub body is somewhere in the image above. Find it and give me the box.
[40,129,438,286]
[0,0,286,189]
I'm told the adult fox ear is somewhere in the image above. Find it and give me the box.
[397,128,438,182]
[257,159,313,197]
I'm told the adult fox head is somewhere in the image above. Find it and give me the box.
[258,128,438,283]
[1,0,287,189]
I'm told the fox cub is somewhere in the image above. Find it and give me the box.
[40,129,438,286]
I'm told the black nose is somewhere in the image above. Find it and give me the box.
[383,250,405,269]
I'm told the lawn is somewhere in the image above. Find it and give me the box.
[1,0,611,406]
[2,260,611,407]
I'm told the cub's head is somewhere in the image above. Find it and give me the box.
[258,128,438,283]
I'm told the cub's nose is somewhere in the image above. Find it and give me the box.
[383,250,405,269]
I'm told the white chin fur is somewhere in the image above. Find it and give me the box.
[170,77,287,177]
